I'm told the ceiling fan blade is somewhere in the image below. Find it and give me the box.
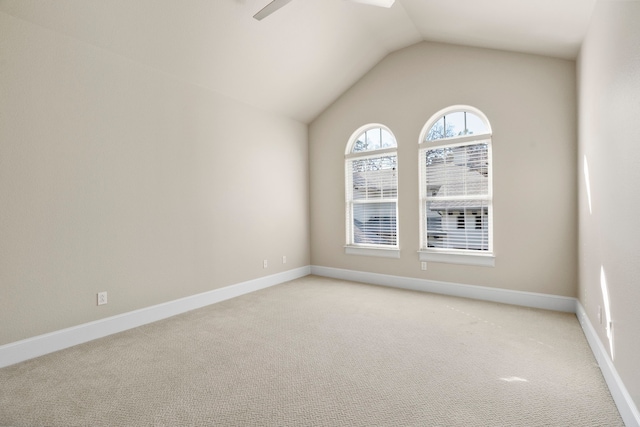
[348,0,395,7]
[253,0,294,20]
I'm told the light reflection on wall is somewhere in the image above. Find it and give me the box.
[583,155,592,215]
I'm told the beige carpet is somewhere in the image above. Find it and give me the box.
[0,275,624,426]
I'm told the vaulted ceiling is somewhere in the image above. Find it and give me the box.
[0,0,597,123]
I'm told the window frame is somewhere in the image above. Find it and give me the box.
[418,106,494,267]
[345,124,400,259]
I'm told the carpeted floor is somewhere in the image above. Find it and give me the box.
[0,275,624,426]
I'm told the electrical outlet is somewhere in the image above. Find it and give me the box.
[282,255,287,264]
[263,259,268,268]
[421,262,427,271]
[97,291,108,306]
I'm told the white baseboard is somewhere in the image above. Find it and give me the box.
[310,265,577,313]
[0,266,310,368]
[576,302,640,427]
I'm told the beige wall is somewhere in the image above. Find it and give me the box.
[578,1,640,408]
[0,12,309,345]
[310,41,577,297]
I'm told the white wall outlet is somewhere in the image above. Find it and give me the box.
[263,259,268,268]
[421,262,427,271]
[97,291,108,306]
[282,255,287,264]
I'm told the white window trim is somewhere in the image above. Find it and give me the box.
[418,106,494,266]
[418,250,495,267]
[345,146,397,159]
[421,132,491,147]
[346,246,401,258]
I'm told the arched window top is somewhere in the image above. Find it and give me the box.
[420,106,491,144]
[346,124,397,155]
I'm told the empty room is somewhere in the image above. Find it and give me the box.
[1,0,639,425]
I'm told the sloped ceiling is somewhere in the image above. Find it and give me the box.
[0,0,596,123]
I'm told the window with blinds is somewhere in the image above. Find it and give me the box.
[419,107,493,262]
[345,126,398,251]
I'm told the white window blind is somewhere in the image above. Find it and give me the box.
[346,126,398,249]
[419,107,493,257]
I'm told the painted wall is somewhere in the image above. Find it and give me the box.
[578,0,640,408]
[0,12,309,345]
[310,41,577,297]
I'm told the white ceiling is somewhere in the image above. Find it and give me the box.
[0,0,597,123]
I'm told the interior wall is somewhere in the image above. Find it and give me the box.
[310,41,577,297]
[0,11,310,345]
[578,0,640,408]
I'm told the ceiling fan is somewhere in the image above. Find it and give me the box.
[253,0,395,20]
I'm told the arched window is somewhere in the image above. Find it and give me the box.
[418,106,494,266]
[345,125,399,258]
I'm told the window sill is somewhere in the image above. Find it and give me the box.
[345,246,400,259]
[418,250,494,267]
